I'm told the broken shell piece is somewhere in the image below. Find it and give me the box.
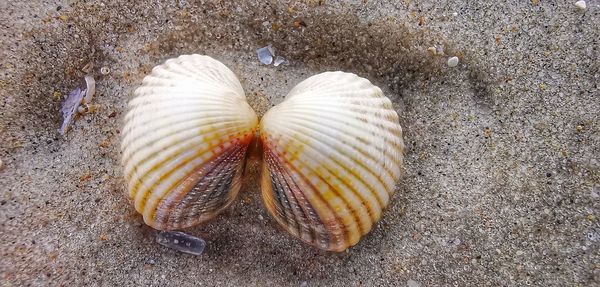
[58,75,96,134]
[156,231,206,255]
[257,45,274,65]
[100,66,110,75]
[83,75,96,103]
[59,87,85,135]
[293,18,307,29]
[427,46,445,56]
[273,56,287,67]
[575,1,586,10]
[82,62,94,74]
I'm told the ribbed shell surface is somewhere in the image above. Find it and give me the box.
[121,55,258,230]
[259,72,405,251]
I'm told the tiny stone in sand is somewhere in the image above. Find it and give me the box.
[447,56,459,67]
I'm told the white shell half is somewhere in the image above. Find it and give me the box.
[121,55,258,230]
[259,72,405,251]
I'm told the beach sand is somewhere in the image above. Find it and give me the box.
[1,1,598,285]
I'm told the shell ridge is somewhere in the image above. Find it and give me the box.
[277,109,402,163]
[122,115,250,163]
[262,137,364,247]
[135,79,243,101]
[124,124,250,182]
[142,134,253,227]
[129,127,254,204]
[269,128,377,232]
[269,103,403,142]
[261,140,350,249]
[154,144,247,229]
[281,112,402,184]
[285,72,362,98]
[263,150,303,236]
[263,148,319,242]
[268,115,397,196]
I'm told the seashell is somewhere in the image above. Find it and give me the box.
[259,72,405,252]
[121,55,258,230]
[120,55,404,252]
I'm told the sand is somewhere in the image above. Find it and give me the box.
[1,0,599,286]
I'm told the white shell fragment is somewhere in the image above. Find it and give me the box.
[121,55,258,230]
[59,75,96,135]
[83,75,96,103]
[259,72,405,251]
[447,56,459,67]
[156,231,206,255]
[257,45,274,65]
[100,66,110,75]
[59,87,85,135]
[273,56,287,67]
[575,1,587,10]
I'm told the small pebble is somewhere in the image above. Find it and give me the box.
[293,19,307,29]
[447,56,459,67]
[591,187,599,198]
[575,1,586,11]
[77,105,88,114]
[100,66,110,75]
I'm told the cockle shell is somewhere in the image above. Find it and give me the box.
[120,54,404,252]
[121,55,258,230]
[259,72,405,252]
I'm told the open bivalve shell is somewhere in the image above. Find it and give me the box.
[121,55,404,252]
[259,72,405,252]
[121,55,258,230]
